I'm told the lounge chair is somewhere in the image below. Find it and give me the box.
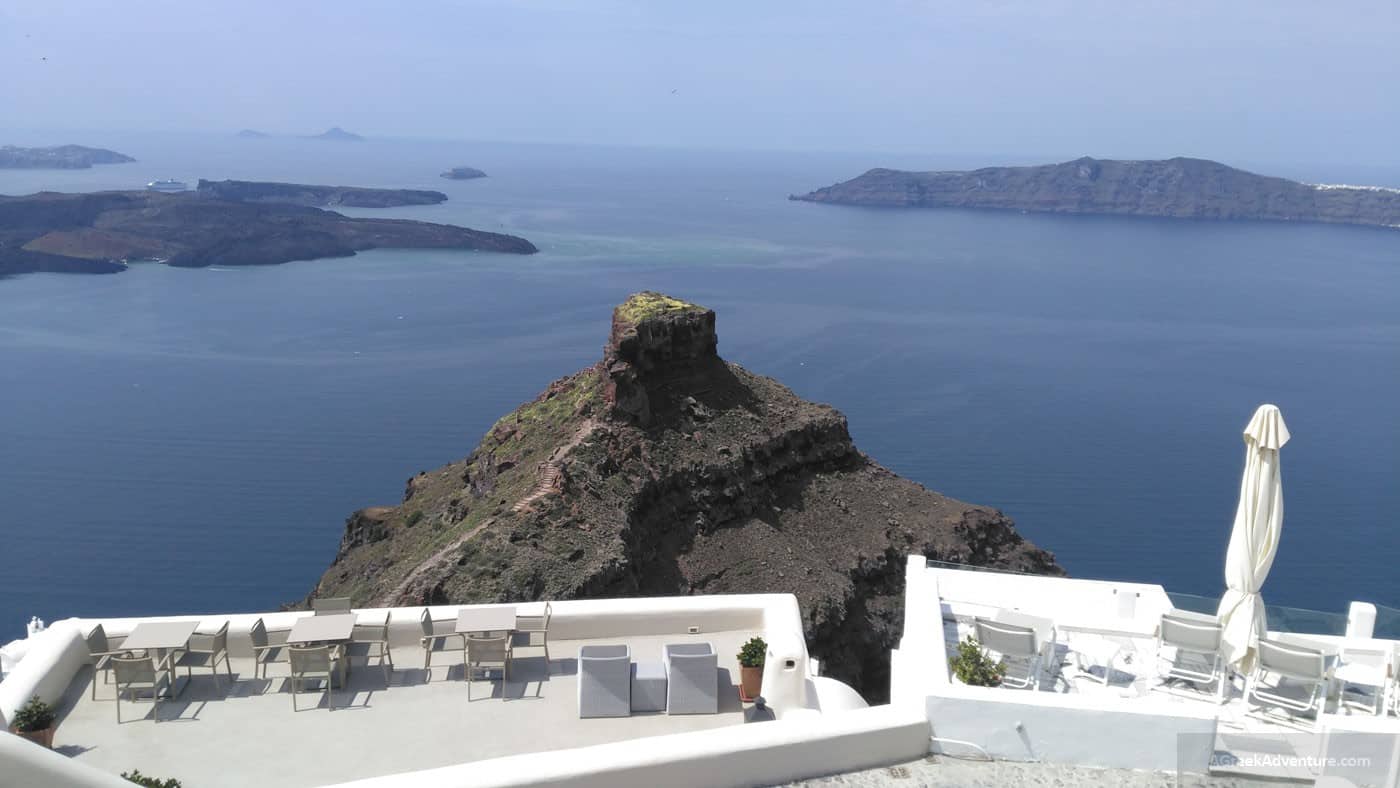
[419,609,466,674]
[1335,645,1391,716]
[288,644,343,711]
[346,611,394,680]
[665,642,718,714]
[112,652,175,724]
[174,621,233,691]
[1245,637,1329,728]
[1153,611,1227,702]
[249,617,292,680]
[974,617,1044,690]
[514,602,552,662]
[578,644,630,718]
[312,597,353,616]
[465,633,511,701]
[85,623,132,700]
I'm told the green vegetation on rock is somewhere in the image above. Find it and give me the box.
[615,291,707,324]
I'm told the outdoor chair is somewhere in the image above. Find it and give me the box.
[1153,611,1227,702]
[312,597,353,616]
[664,642,719,714]
[1335,645,1392,716]
[419,609,466,674]
[974,617,1044,690]
[578,644,630,718]
[514,601,552,662]
[112,651,174,724]
[249,617,292,680]
[1245,637,1329,728]
[345,611,394,680]
[174,620,233,690]
[288,644,343,711]
[85,623,133,701]
[465,633,511,701]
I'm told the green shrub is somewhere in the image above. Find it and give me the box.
[737,636,767,668]
[950,636,1004,687]
[121,771,182,788]
[10,696,56,732]
[405,510,424,528]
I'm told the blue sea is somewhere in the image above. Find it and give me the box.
[1,132,1397,640]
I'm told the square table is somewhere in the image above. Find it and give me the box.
[456,606,517,636]
[122,620,200,697]
[288,613,356,645]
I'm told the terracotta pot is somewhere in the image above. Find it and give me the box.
[10,725,56,749]
[740,665,763,701]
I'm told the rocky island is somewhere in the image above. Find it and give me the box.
[0,188,536,277]
[197,179,448,208]
[440,167,487,180]
[0,145,135,170]
[793,157,1400,230]
[310,127,365,142]
[313,293,1060,699]
[236,129,270,139]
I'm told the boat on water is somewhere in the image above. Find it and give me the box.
[145,179,188,192]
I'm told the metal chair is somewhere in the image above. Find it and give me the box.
[249,617,292,680]
[514,602,552,662]
[174,621,233,691]
[85,623,133,701]
[112,652,174,723]
[419,609,466,674]
[465,633,511,701]
[346,611,394,680]
[312,597,353,616]
[288,644,343,711]
[1153,611,1227,702]
[1246,637,1329,728]
[974,618,1043,690]
[1335,645,1391,716]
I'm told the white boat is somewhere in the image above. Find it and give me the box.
[145,179,188,192]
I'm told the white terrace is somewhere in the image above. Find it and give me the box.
[893,557,1400,786]
[1,595,928,788]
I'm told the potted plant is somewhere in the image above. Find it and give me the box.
[949,636,1004,687]
[8,695,57,748]
[737,636,766,702]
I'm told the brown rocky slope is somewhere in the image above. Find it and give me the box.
[314,292,1061,699]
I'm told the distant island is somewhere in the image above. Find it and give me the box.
[0,145,136,170]
[309,127,364,142]
[236,129,270,139]
[0,187,536,278]
[792,157,1400,230]
[197,179,447,208]
[440,166,487,180]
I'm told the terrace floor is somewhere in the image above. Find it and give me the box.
[54,631,754,787]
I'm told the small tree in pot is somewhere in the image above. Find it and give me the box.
[950,636,1004,687]
[737,636,766,702]
[9,696,58,748]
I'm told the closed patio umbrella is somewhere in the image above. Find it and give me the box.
[1217,404,1291,674]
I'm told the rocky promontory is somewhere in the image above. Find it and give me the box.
[196,179,448,208]
[440,167,487,180]
[0,145,136,169]
[314,293,1060,699]
[793,157,1400,230]
[0,189,536,277]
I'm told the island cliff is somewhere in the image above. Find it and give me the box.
[0,145,135,169]
[440,167,487,180]
[314,293,1061,699]
[793,157,1400,230]
[0,189,535,277]
[196,179,448,208]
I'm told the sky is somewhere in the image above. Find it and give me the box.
[2,0,1398,165]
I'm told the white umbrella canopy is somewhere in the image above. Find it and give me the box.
[1217,404,1291,674]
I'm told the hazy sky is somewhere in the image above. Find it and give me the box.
[3,1,1398,165]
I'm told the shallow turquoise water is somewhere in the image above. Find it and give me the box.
[1,135,1397,637]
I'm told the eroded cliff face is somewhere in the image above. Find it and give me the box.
[314,292,1061,699]
[792,157,1400,230]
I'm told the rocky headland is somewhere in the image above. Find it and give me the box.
[440,167,487,181]
[313,292,1061,699]
[196,179,448,208]
[0,189,536,277]
[0,145,136,170]
[793,157,1400,230]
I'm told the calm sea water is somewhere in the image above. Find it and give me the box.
[1,133,1397,639]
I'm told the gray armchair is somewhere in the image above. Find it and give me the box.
[288,644,344,711]
[113,652,175,723]
[466,633,511,701]
[664,642,718,714]
[346,612,394,680]
[312,597,352,616]
[419,609,466,674]
[174,621,233,690]
[514,602,552,662]
[85,623,131,700]
[249,617,291,680]
[578,644,630,718]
